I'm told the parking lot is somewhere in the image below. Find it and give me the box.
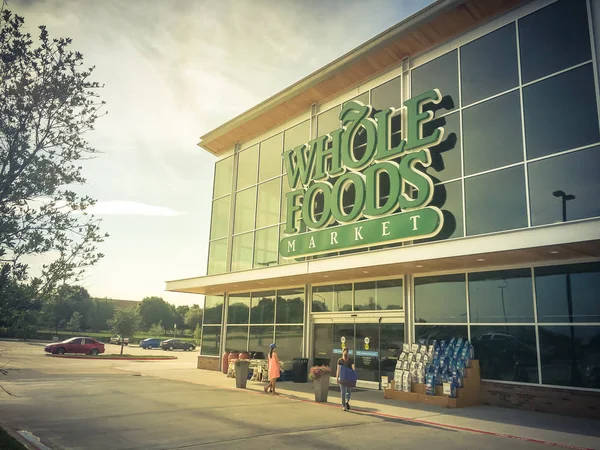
[0,341,596,450]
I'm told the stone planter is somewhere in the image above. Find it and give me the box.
[235,360,250,388]
[313,376,330,402]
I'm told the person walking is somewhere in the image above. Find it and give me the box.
[336,347,355,411]
[264,343,280,394]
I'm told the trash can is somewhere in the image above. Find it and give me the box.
[292,358,309,383]
[235,360,250,388]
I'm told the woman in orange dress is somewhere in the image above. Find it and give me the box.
[264,343,280,394]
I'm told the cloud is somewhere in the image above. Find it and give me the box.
[88,201,185,217]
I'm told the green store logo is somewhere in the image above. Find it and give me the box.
[280,89,446,258]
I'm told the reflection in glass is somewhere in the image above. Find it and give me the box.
[539,325,600,389]
[535,263,600,323]
[528,147,600,226]
[345,92,369,106]
[334,284,352,312]
[256,179,280,229]
[210,196,230,240]
[249,325,274,359]
[468,269,534,323]
[275,325,303,361]
[523,64,599,159]
[317,106,341,136]
[236,145,258,190]
[207,239,227,275]
[234,187,256,234]
[313,323,333,367]
[371,76,402,110]
[463,91,523,175]
[377,279,403,310]
[203,295,224,324]
[412,50,458,114]
[276,288,304,324]
[253,226,278,269]
[417,181,463,243]
[460,23,518,106]
[259,133,283,182]
[519,0,591,84]
[355,323,379,382]
[200,326,221,356]
[312,284,352,312]
[465,166,527,236]
[414,275,467,323]
[284,120,310,152]
[250,291,275,324]
[228,293,250,324]
[415,325,468,345]
[423,111,461,182]
[354,282,376,311]
[213,156,233,199]
[231,232,253,272]
[334,323,355,357]
[471,325,539,383]
[225,325,248,352]
[381,323,405,383]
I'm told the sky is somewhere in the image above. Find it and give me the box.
[12,0,434,306]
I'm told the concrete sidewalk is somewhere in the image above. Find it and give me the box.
[112,360,600,450]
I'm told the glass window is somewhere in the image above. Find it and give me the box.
[253,226,279,269]
[463,91,523,175]
[380,323,405,382]
[311,284,352,312]
[334,283,352,312]
[528,147,600,226]
[468,269,534,323]
[225,325,248,352]
[317,106,341,136]
[280,175,305,230]
[256,179,280,229]
[355,323,380,382]
[471,325,539,383]
[371,76,402,110]
[313,323,334,366]
[345,92,369,106]
[284,120,310,152]
[423,111,461,183]
[213,157,233,199]
[207,239,227,275]
[200,326,221,356]
[523,64,599,160]
[465,166,527,236]
[210,196,230,240]
[203,295,224,325]
[415,325,468,345]
[377,279,404,310]
[535,262,600,323]
[354,282,377,311]
[539,325,600,389]
[236,145,258,190]
[249,326,274,358]
[231,232,253,272]
[233,187,256,234]
[276,288,304,324]
[519,0,591,84]
[414,274,467,323]
[259,133,283,182]
[412,50,458,114]
[417,180,463,243]
[250,291,275,324]
[228,293,250,325]
[460,23,518,106]
[275,325,304,361]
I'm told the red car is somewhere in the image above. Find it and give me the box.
[45,337,105,356]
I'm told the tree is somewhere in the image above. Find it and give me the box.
[42,284,92,333]
[184,305,202,331]
[66,311,81,331]
[174,305,189,330]
[148,322,164,337]
[193,323,201,345]
[138,297,173,331]
[0,8,107,322]
[107,309,140,356]
[88,298,115,331]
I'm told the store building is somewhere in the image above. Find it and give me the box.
[167,0,600,417]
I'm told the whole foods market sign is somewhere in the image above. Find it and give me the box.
[280,89,445,258]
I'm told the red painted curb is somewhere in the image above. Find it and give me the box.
[47,355,177,361]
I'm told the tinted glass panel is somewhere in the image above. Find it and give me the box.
[210,196,230,240]
[276,288,304,324]
[354,281,377,311]
[231,232,253,272]
[519,0,591,83]
[207,239,227,275]
[423,111,461,182]
[523,64,599,159]
[371,76,402,110]
[528,147,600,226]
[412,50,458,114]
[284,120,310,152]
[381,323,405,382]
[355,323,380,382]
[234,187,256,234]
[471,325,539,383]
[213,157,233,199]
[312,285,333,313]
[200,326,221,356]
[253,226,278,269]
[469,269,534,323]
[415,325,468,345]
[225,325,248,352]
[259,134,283,182]
[248,326,274,358]
[203,295,224,325]
[250,291,275,324]
[463,91,523,175]
[275,325,303,361]
[317,106,340,136]
[465,166,527,236]
[539,325,600,389]
[228,293,250,325]
[345,92,369,106]
[377,279,403,310]
[236,145,258,190]
[414,274,466,323]
[461,23,518,105]
[256,179,280,229]
[535,263,600,323]
[417,180,463,243]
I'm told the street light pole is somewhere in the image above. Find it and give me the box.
[553,190,575,223]
[174,323,177,338]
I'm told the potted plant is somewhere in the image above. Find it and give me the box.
[309,365,332,402]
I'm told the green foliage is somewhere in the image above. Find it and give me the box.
[138,297,174,331]
[66,311,82,331]
[107,309,140,355]
[184,305,203,331]
[193,323,201,345]
[148,322,165,336]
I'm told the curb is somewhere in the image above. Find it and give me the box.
[46,355,177,361]
[0,419,50,450]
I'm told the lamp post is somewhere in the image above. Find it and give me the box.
[174,323,177,338]
[553,190,575,223]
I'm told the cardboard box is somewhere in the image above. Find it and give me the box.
[419,394,450,407]
[411,382,426,394]
[385,389,420,402]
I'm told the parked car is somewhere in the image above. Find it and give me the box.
[110,335,129,345]
[45,337,105,356]
[160,339,196,351]
[140,338,162,349]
